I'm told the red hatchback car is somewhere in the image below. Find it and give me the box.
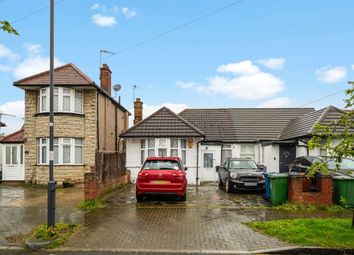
[136,157,188,202]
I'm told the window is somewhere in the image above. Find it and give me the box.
[203,153,213,168]
[180,139,186,164]
[221,145,232,164]
[158,148,167,157]
[140,139,145,164]
[37,138,83,165]
[39,87,83,114]
[5,146,20,165]
[181,150,186,164]
[74,139,83,164]
[140,150,145,165]
[170,149,178,157]
[180,139,186,149]
[170,139,178,148]
[148,149,155,157]
[140,138,187,164]
[240,144,255,160]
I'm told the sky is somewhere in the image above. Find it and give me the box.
[1,0,354,134]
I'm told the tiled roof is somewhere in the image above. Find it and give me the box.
[280,106,352,140]
[13,63,94,86]
[179,108,315,142]
[121,107,205,138]
[0,127,24,143]
[13,63,130,114]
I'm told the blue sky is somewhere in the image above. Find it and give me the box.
[1,0,354,134]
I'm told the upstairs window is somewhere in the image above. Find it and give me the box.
[38,87,83,114]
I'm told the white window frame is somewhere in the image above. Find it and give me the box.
[37,137,84,165]
[140,138,188,164]
[38,87,83,114]
[240,144,255,160]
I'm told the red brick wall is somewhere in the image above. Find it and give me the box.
[288,175,332,205]
[84,166,130,200]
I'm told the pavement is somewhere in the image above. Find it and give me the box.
[0,182,351,254]
[0,183,84,249]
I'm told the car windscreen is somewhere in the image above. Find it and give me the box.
[142,160,181,170]
[229,160,258,170]
[327,158,354,170]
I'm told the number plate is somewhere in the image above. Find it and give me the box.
[150,180,170,184]
[244,182,257,186]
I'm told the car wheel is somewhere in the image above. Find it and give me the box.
[179,194,186,202]
[136,195,143,202]
[225,178,233,193]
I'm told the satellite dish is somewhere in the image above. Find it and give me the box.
[113,84,121,92]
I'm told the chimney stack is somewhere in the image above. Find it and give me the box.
[100,64,112,96]
[134,98,143,125]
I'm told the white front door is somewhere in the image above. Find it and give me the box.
[2,144,24,181]
[200,150,218,181]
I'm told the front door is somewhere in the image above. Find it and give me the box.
[279,144,296,173]
[201,151,217,181]
[2,144,24,181]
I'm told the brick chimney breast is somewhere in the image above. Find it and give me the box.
[100,64,112,96]
[134,98,143,125]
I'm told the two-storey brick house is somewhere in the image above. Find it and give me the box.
[13,63,130,184]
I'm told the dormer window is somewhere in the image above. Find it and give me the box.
[38,87,83,114]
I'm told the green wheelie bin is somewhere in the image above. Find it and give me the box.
[332,175,354,207]
[270,173,289,205]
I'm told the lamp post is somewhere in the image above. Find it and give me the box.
[48,0,56,228]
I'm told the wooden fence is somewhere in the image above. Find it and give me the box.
[95,151,126,183]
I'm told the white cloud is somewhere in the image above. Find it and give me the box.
[91,3,106,11]
[121,7,136,19]
[217,60,260,75]
[176,81,198,89]
[24,43,42,56]
[92,14,117,27]
[257,97,292,108]
[258,58,286,70]
[129,103,188,127]
[351,64,354,71]
[0,44,19,61]
[180,60,284,100]
[315,65,347,83]
[13,55,63,79]
[0,100,24,135]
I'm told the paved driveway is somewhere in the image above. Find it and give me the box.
[61,184,290,253]
[0,183,84,248]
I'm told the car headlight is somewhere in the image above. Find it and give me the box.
[230,173,237,179]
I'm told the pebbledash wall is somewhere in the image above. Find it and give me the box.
[24,90,97,184]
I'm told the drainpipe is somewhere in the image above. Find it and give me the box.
[196,140,201,191]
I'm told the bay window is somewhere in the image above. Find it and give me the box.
[38,87,83,114]
[37,138,83,165]
[140,138,187,164]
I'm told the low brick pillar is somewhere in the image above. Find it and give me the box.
[288,175,304,203]
[84,172,99,200]
[288,175,332,205]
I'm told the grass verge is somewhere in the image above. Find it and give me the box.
[77,199,104,212]
[247,218,354,248]
[33,223,80,249]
